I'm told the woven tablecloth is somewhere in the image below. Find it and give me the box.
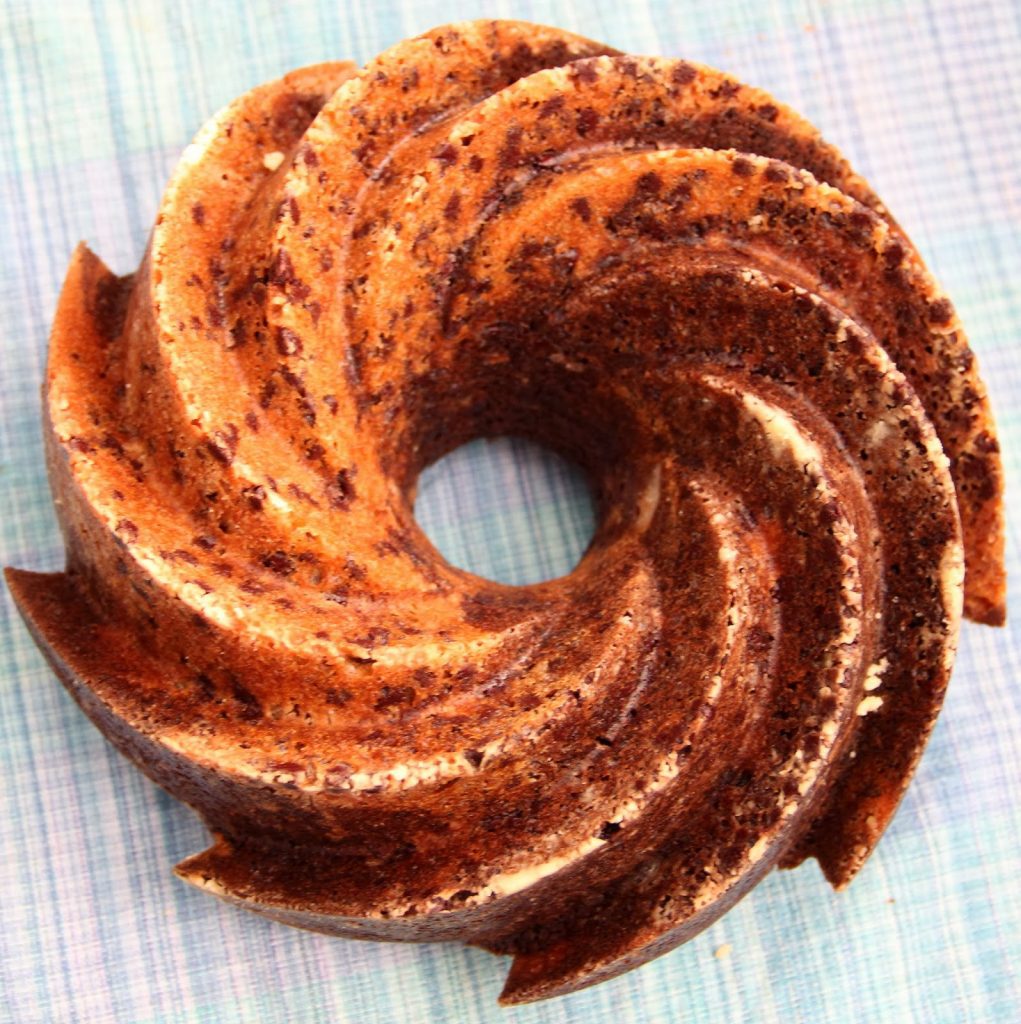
[2,1,1019,1021]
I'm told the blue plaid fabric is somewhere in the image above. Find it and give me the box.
[2,2,1019,1021]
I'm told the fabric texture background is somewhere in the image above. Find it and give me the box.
[1,1,1019,1021]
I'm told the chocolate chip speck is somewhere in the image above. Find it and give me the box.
[599,821,622,840]
[671,62,697,85]
[261,550,296,576]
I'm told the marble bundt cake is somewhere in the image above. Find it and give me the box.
[5,20,1004,1004]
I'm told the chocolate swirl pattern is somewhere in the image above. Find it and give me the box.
[6,20,1005,1004]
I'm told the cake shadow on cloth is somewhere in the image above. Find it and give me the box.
[4,19,1004,1005]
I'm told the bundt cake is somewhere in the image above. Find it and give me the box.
[5,19,1004,1004]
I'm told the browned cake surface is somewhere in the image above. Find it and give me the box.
[5,19,1004,1004]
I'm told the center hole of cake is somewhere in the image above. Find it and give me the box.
[414,437,597,585]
